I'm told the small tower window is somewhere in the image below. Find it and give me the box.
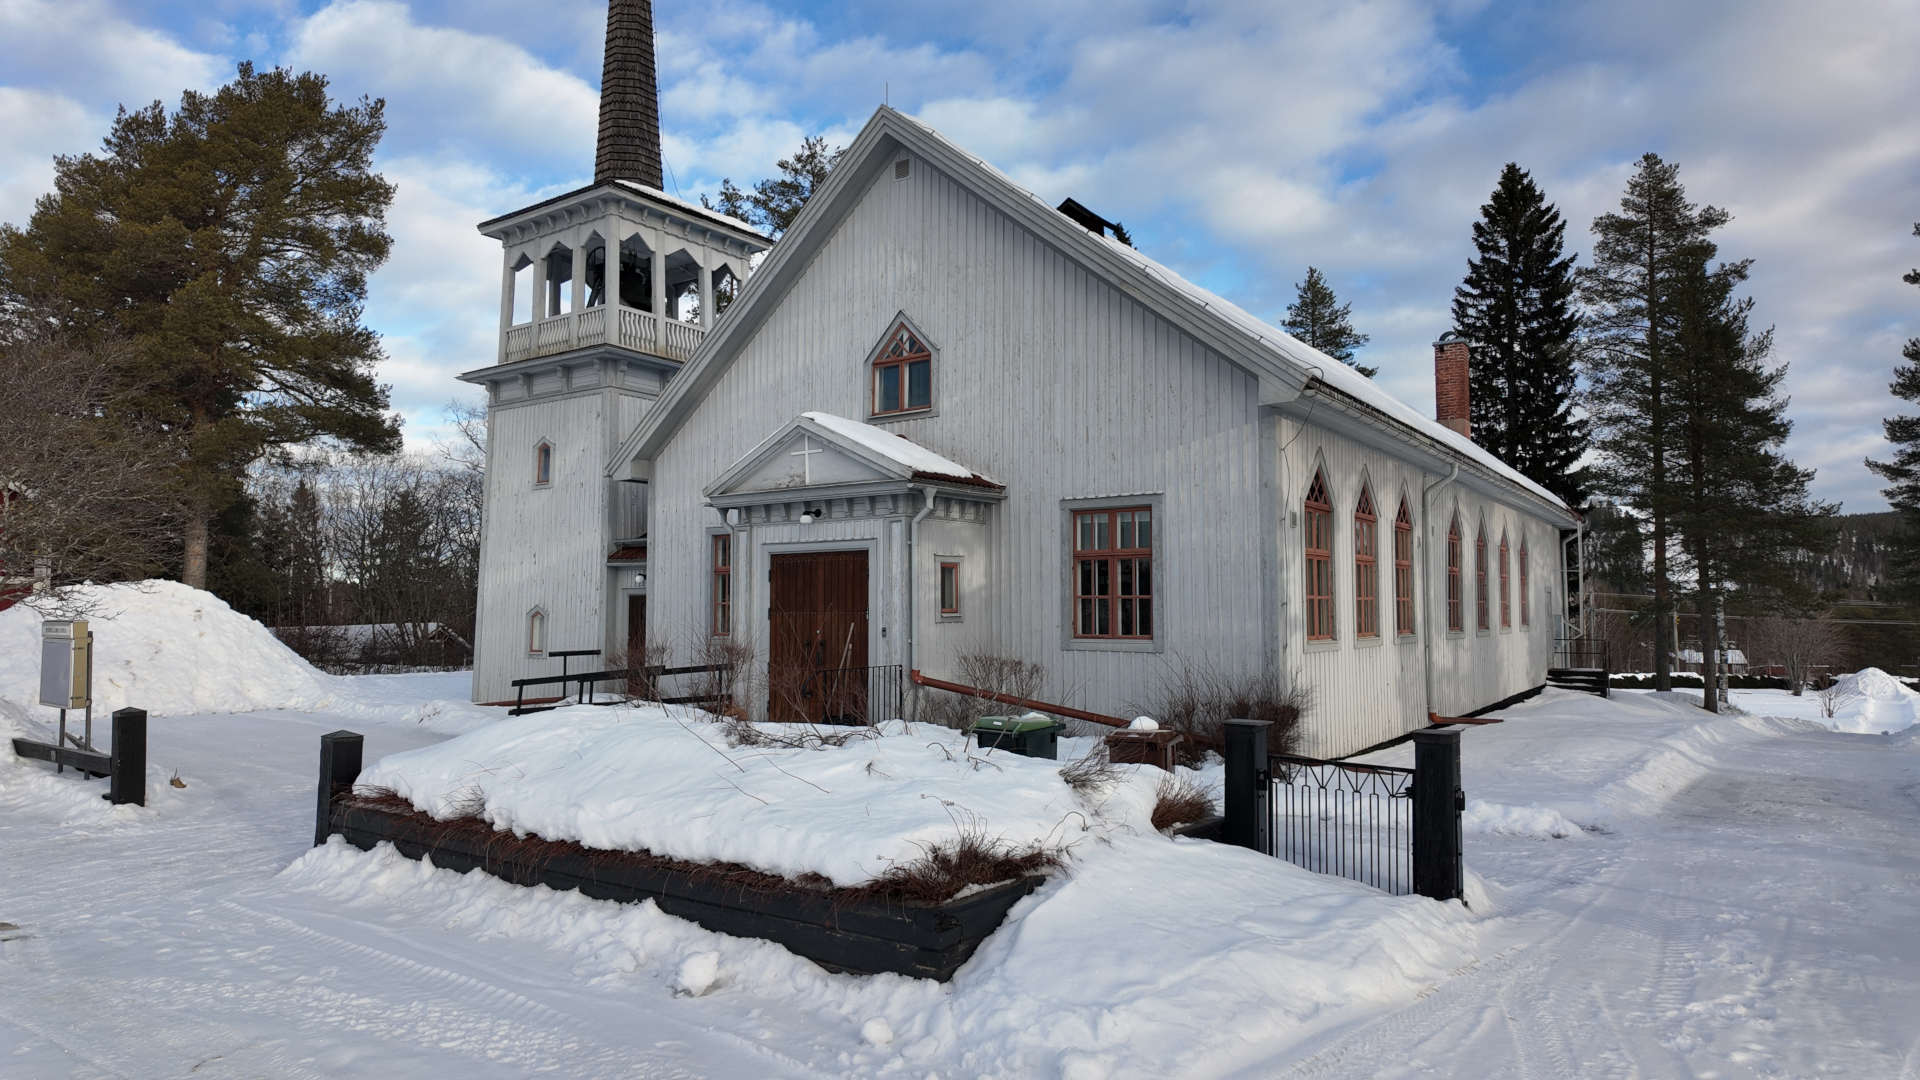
[940,562,960,614]
[528,609,547,654]
[871,323,932,416]
[535,441,553,486]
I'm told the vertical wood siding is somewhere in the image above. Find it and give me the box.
[628,156,1565,753]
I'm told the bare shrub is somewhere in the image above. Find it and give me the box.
[1149,771,1216,832]
[606,638,675,701]
[1139,659,1306,766]
[921,652,1047,732]
[273,623,353,670]
[1814,674,1859,719]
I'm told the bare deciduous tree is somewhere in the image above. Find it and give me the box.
[0,330,182,614]
[1745,614,1849,696]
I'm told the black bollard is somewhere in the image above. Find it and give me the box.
[1222,719,1272,852]
[315,730,364,847]
[108,708,146,806]
[1412,727,1463,902]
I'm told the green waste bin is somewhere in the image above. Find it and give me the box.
[973,715,1065,760]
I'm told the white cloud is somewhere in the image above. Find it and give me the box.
[0,88,91,228]
[0,0,225,108]
[284,0,600,176]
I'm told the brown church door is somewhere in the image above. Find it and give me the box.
[768,550,869,723]
[627,595,646,654]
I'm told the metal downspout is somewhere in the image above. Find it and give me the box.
[1421,464,1460,720]
[905,485,937,682]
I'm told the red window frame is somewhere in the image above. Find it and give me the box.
[1520,542,1530,627]
[1499,533,1511,628]
[1305,471,1335,641]
[871,323,933,416]
[711,534,732,636]
[1073,507,1153,639]
[1394,499,1414,637]
[1354,485,1378,638]
[1476,527,1490,631]
[534,442,552,485]
[939,562,960,614]
[1447,517,1463,633]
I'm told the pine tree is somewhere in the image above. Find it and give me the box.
[1864,224,1920,596]
[1453,164,1586,504]
[1580,153,1731,693]
[1283,267,1375,377]
[705,135,845,238]
[0,63,401,590]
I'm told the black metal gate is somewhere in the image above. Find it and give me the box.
[795,664,904,726]
[1268,753,1414,895]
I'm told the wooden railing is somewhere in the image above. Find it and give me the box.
[503,306,706,365]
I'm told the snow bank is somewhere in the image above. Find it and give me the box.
[283,827,1481,1077]
[359,708,1165,887]
[1463,799,1584,839]
[0,581,340,718]
[1811,667,1920,734]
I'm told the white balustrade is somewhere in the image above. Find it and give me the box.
[501,306,706,366]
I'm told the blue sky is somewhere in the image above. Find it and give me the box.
[2,0,1916,510]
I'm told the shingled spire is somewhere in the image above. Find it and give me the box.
[594,0,664,189]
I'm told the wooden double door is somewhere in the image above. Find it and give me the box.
[768,550,869,723]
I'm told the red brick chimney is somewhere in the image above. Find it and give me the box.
[1434,331,1470,439]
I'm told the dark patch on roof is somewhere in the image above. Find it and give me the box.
[1056,198,1120,238]
[596,0,664,189]
[608,545,648,563]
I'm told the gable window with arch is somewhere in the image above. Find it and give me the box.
[1476,525,1490,631]
[1353,484,1378,639]
[1394,498,1415,637]
[527,608,547,655]
[1499,531,1512,629]
[1520,541,1531,627]
[870,321,933,417]
[1447,515,1463,634]
[534,440,553,486]
[1305,469,1335,641]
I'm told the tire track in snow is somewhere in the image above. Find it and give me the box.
[221,898,836,1079]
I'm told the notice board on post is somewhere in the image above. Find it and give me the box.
[39,620,90,710]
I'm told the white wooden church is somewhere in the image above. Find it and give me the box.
[460,1,1580,757]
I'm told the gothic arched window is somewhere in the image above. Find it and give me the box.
[1354,484,1378,639]
[1305,470,1335,641]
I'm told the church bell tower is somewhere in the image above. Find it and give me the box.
[458,0,769,705]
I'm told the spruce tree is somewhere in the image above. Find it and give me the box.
[1283,267,1375,377]
[1864,224,1920,595]
[1453,164,1586,504]
[1580,153,1730,693]
[1667,256,1835,711]
[0,63,400,590]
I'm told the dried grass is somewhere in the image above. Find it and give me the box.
[920,652,1047,732]
[336,786,1044,906]
[841,830,1063,906]
[1059,742,1121,793]
[1149,771,1216,832]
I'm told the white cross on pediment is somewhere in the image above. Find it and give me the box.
[789,435,824,485]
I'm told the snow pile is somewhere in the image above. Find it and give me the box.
[359,708,1164,886]
[1463,799,1584,838]
[1811,667,1920,734]
[0,581,340,719]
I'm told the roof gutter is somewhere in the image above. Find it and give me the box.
[905,485,937,680]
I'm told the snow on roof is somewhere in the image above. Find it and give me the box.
[801,412,1002,487]
[611,179,766,239]
[886,109,1571,516]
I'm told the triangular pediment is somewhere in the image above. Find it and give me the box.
[720,429,893,495]
[705,412,1000,501]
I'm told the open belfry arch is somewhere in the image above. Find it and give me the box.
[460,0,771,704]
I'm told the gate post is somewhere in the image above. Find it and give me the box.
[316,730,364,847]
[109,707,146,807]
[1222,719,1271,852]
[1412,728,1463,901]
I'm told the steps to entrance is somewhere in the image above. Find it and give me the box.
[1547,667,1610,698]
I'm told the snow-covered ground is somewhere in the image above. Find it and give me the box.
[2,588,1918,1077]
